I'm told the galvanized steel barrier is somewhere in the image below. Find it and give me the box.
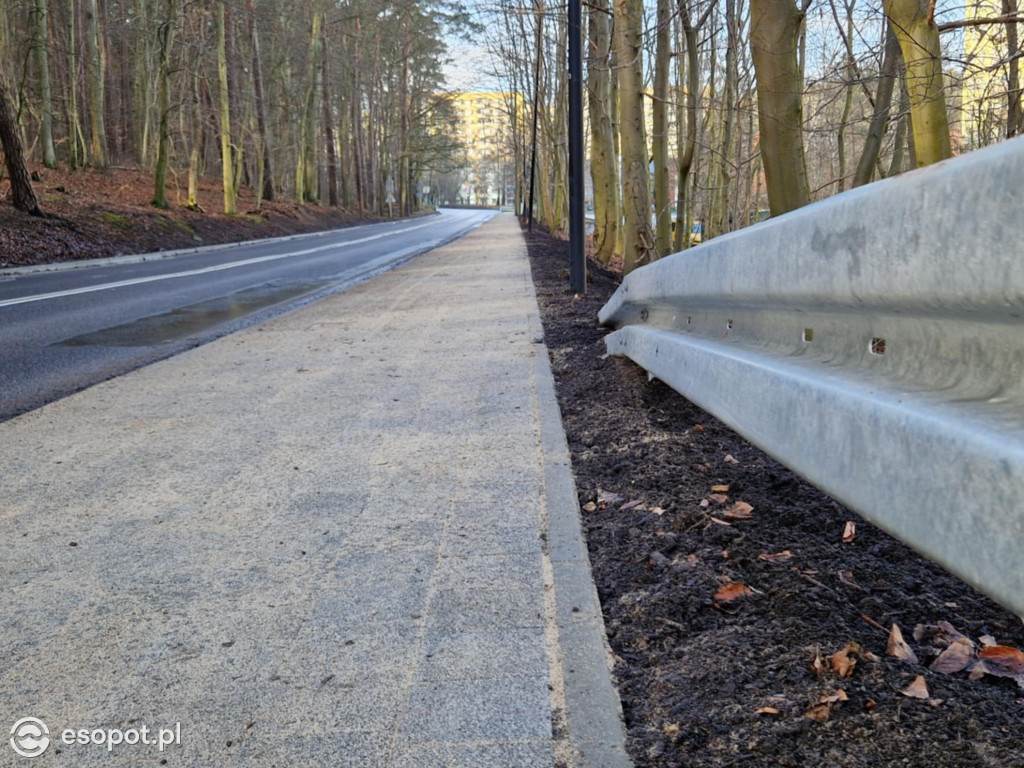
[599,136,1024,617]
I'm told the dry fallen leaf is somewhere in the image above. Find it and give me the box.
[804,690,848,720]
[842,521,856,542]
[832,643,860,678]
[620,499,643,511]
[887,623,919,665]
[979,635,997,648]
[709,493,729,504]
[663,722,680,736]
[931,639,973,675]
[899,675,929,699]
[976,645,1024,684]
[722,501,754,521]
[709,517,733,527]
[699,499,710,508]
[812,650,825,678]
[597,489,624,506]
[710,484,730,493]
[915,621,972,647]
[582,502,597,512]
[755,707,781,716]
[714,582,754,602]
[650,506,665,516]
[693,424,704,432]
[758,550,793,564]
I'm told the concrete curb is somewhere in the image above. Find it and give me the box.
[528,291,632,767]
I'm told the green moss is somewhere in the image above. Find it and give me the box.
[156,216,196,234]
[97,211,133,231]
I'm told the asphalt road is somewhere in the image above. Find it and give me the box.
[0,207,495,421]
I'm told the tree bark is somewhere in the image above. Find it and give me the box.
[586,0,618,265]
[0,77,44,215]
[853,22,900,187]
[834,0,856,192]
[34,0,57,168]
[216,0,236,214]
[674,6,702,251]
[322,25,338,208]
[883,0,952,167]
[151,0,174,208]
[651,0,671,256]
[84,0,106,167]
[66,0,82,169]
[710,0,739,237]
[295,9,322,204]
[247,0,274,202]
[1004,0,1022,137]
[613,0,654,273]
[749,0,810,216]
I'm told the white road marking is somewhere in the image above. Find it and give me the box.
[0,219,449,309]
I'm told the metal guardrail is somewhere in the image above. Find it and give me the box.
[599,136,1024,617]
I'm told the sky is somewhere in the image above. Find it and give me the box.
[442,0,504,92]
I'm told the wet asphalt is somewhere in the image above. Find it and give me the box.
[0,208,493,421]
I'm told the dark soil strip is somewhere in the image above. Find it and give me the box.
[525,226,1024,767]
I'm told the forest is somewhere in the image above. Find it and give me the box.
[0,0,1021,271]
[484,0,1023,272]
[0,0,471,220]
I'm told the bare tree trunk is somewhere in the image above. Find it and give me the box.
[296,10,322,203]
[586,0,618,265]
[85,0,106,167]
[889,72,910,176]
[749,0,810,215]
[613,0,654,273]
[187,66,202,209]
[651,0,671,256]
[350,17,365,213]
[248,0,274,202]
[398,14,411,216]
[0,77,43,215]
[854,22,900,187]
[67,0,82,169]
[34,0,57,167]
[710,0,739,236]
[833,0,856,192]
[883,0,952,167]
[216,0,236,214]
[674,6,703,252]
[1004,0,1022,137]
[225,1,243,200]
[322,25,338,208]
[151,0,174,208]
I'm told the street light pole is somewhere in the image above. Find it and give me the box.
[568,0,586,293]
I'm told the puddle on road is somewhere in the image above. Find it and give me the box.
[57,281,324,347]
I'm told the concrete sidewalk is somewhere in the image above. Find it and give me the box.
[0,214,629,767]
